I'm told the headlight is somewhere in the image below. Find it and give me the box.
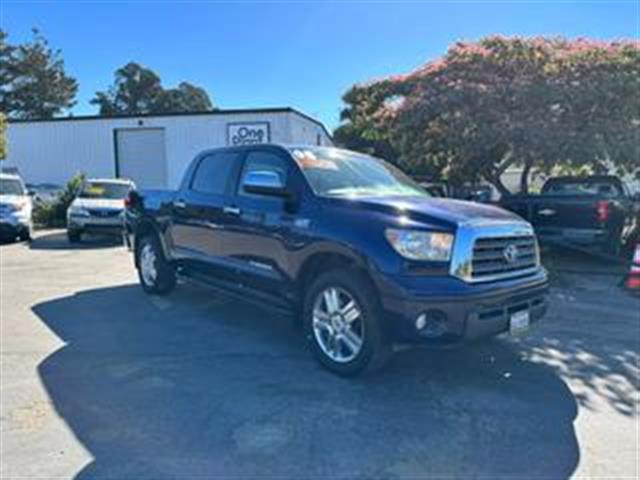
[68,205,89,217]
[385,229,454,261]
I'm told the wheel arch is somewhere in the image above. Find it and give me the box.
[293,250,380,323]
[133,218,171,268]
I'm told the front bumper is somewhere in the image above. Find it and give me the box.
[373,269,549,345]
[68,215,125,236]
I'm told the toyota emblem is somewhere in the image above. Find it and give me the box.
[503,244,519,264]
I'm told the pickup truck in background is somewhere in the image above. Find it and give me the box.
[501,176,639,255]
[125,144,548,376]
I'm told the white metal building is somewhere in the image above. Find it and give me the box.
[5,108,333,189]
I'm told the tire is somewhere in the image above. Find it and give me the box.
[303,269,391,377]
[67,230,81,243]
[136,234,176,295]
[19,225,32,242]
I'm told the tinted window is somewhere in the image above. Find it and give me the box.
[542,180,622,198]
[192,152,239,195]
[239,150,288,196]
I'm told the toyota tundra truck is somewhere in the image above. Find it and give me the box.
[125,145,549,376]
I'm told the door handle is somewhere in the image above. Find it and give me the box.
[174,200,187,209]
[223,206,241,215]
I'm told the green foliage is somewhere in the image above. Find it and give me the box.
[32,173,85,227]
[334,36,640,194]
[0,112,6,159]
[154,82,213,113]
[333,80,400,161]
[0,29,77,119]
[91,62,213,115]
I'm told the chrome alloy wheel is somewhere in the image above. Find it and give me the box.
[312,287,365,363]
[140,243,158,286]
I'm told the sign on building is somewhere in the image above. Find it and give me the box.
[227,122,270,146]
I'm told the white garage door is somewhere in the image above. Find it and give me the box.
[116,128,167,188]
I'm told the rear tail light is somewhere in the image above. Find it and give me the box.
[596,200,610,222]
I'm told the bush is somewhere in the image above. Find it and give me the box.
[32,173,85,228]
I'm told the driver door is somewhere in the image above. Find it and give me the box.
[222,148,295,296]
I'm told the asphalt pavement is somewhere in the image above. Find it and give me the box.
[1,230,638,479]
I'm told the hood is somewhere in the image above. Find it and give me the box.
[0,194,30,206]
[332,195,524,229]
[72,198,125,210]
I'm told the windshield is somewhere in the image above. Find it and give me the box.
[79,181,130,200]
[290,147,428,198]
[542,180,621,198]
[0,178,25,195]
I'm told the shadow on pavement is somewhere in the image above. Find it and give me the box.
[34,284,579,479]
[533,246,640,417]
[29,230,123,251]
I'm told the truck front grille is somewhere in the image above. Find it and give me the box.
[471,235,538,281]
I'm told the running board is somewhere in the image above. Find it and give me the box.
[178,268,295,316]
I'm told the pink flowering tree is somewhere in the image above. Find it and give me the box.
[334,36,640,195]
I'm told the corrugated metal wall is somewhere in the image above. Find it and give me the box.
[5,110,332,188]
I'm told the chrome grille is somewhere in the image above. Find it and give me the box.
[471,235,538,280]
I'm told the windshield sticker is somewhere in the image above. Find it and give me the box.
[84,185,105,195]
[293,150,338,171]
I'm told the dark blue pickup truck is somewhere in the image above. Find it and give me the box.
[125,145,548,376]
[502,176,639,255]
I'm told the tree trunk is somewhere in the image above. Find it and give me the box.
[483,173,511,198]
[519,163,532,194]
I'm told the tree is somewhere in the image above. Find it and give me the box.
[91,63,213,115]
[91,62,163,115]
[154,82,212,113]
[333,81,399,161]
[0,29,78,119]
[334,36,640,194]
[0,113,6,159]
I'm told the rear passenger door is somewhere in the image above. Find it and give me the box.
[170,150,243,276]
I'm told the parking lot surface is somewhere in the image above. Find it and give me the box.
[1,231,638,479]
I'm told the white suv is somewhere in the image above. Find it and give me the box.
[67,178,134,243]
[0,173,33,242]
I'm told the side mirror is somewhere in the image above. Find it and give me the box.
[242,170,289,197]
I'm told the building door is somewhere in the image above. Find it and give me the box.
[115,128,167,188]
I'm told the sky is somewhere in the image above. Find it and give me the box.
[1,0,638,130]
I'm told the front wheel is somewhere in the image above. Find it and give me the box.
[136,235,176,295]
[19,224,32,242]
[303,269,391,377]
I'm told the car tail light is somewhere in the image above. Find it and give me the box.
[596,200,610,222]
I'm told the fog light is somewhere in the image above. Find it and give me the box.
[416,309,448,339]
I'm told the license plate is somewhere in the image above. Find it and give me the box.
[510,310,530,336]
